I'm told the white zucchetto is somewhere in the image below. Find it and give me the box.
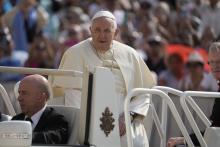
[92,11,116,21]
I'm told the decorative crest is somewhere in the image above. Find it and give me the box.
[100,107,115,137]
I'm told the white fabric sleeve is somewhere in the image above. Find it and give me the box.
[129,94,151,116]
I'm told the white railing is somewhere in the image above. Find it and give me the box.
[180,91,220,147]
[153,86,183,146]
[124,88,194,147]
[0,66,83,116]
[149,103,166,147]
[0,66,83,77]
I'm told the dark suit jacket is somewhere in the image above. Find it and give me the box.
[12,107,69,144]
[210,99,220,127]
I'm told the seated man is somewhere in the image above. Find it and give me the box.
[12,74,68,144]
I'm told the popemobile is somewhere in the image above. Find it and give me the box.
[0,66,220,147]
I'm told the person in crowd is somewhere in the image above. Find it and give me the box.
[24,33,55,69]
[167,42,220,147]
[180,51,218,91]
[0,0,12,16]
[0,25,23,81]
[51,10,156,147]
[145,35,167,75]
[158,53,184,89]
[12,74,68,144]
[198,0,220,37]
[1,0,48,52]
[153,1,172,41]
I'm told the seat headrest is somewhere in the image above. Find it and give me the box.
[0,121,32,147]
[204,127,220,147]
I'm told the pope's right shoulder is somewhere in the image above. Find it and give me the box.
[64,38,91,56]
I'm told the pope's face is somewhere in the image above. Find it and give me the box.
[208,52,220,81]
[90,17,118,52]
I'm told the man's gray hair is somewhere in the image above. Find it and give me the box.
[91,10,117,30]
[40,82,51,101]
[209,42,220,54]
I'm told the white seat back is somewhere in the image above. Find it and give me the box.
[0,83,16,115]
[204,127,220,147]
[47,105,79,145]
[1,114,12,121]
[0,121,32,147]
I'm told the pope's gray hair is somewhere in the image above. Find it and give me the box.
[209,42,220,54]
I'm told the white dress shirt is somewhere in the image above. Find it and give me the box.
[30,105,47,130]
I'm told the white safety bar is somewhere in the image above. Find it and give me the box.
[149,104,166,147]
[180,91,220,147]
[153,86,183,147]
[153,86,183,96]
[124,88,194,147]
[0,66,83,77]
[0,66,83,116]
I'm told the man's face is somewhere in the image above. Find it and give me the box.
[18,80,41,116]
[208,52,220,81]
[90,17,118,51]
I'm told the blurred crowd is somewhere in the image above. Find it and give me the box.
[0,0,219,91]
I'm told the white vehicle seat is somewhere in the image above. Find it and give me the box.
[47,105,80,145]
[2,81,20,112]
[0,121,32,147]
[204,127,220,147]
[1,114,11,121]
[0,83,16,115]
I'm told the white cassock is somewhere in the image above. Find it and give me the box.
[51,38,156,147]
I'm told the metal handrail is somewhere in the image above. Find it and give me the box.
[0,66,83,77]
[149,104,165,147]
[180,91,220,147]
[124,88,194,147]
[153,86,183,147]
[153,86,183,97]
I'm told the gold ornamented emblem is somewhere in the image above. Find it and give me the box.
[100,107,115,137]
